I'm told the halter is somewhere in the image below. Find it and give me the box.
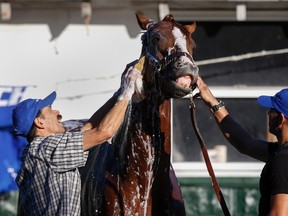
[145,49,193,73]
[189,94,231,216]
[144,48,194,97]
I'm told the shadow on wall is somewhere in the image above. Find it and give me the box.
[6,8,149,41]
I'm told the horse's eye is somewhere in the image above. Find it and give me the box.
[193,44,197,52]
[152,36,160,45]
[151,32,161,45]
[161,50,168,57]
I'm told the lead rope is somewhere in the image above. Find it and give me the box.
[189,94,231,216]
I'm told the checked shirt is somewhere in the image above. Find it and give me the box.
[16,131,88,216]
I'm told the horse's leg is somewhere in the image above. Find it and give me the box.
[169,164,186,216]
[80,143,112,216]
[149,100,185,215]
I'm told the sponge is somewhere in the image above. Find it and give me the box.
[134,56,145,72]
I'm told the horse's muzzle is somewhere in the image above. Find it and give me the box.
[160,59,198,98]
[173,60,199,87]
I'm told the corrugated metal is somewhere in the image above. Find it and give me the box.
[7,0,288,20]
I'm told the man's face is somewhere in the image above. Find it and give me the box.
[38,106,66,134]
[268,108,282,135]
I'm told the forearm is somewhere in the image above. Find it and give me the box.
[197,77,270,162]
[96,98,128,137]
[269,194,288,216]
[197,76,252,149]
[218,114,255,153]
[82,62,141,150]
[209,102,269,162]
[81,90,119,131]
[82,60,140,131]
[83,98,128,151]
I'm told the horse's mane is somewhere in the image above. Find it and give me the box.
[110,101,133,174]
[140,32,147,57]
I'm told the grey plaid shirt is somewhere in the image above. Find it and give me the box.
[16,131,88,216]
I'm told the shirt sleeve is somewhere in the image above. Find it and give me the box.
[40,131,89,173]
[219,115,255,145]
[269,152,288,195]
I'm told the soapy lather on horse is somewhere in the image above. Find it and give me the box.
[80,11,199,215]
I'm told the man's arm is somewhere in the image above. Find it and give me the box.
[196,76,271,162]
[81,92,119,132]
[81,62,141,151]
[269,194,288,216]
[81,60,139,131]
[82,98,129,151]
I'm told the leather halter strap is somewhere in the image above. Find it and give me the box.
[145,49,193,73]
[189,95,231,216]
[144,49,193,96]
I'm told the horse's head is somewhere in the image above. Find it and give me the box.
[136,11,199,99]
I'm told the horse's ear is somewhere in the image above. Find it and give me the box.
[162,14,175,22]
[135,10,154,30]
[184,22,197,34]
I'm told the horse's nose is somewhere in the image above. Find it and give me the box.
[174,58,198,75]
[174,58,189,69]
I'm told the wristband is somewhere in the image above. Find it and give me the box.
[210,100,225,113]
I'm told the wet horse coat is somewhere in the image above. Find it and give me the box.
[80,12,198,215]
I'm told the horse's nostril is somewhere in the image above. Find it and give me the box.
[193,66,199,75]
[175,60,187,68]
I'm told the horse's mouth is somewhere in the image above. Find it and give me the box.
[169,60,199,96]
[175,75,194,89]
[167,73,198,98]
[160,61,199,98]
[174,74,198,91]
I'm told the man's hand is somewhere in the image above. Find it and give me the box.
[196,77,219,107]
[118,61,143,101]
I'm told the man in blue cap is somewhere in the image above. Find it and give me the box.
[196,77,288,215]
[13,62,142,216]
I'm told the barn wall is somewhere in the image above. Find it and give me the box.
[1,2,288,215]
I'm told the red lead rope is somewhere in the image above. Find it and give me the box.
[189,96,231,216]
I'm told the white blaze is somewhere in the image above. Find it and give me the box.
[172,27,193,64]
[172,27,189,54]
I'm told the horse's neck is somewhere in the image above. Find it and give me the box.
[145,97,172,153]
[158,99,172,154]
[158,99,171,124]
[143,58,172,131]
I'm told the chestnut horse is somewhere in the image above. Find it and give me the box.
[80,12,198,215]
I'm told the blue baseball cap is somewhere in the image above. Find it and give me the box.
[257,88,288,119]
[12,91,57,136]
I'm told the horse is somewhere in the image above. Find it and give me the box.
[79,12,199,215]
